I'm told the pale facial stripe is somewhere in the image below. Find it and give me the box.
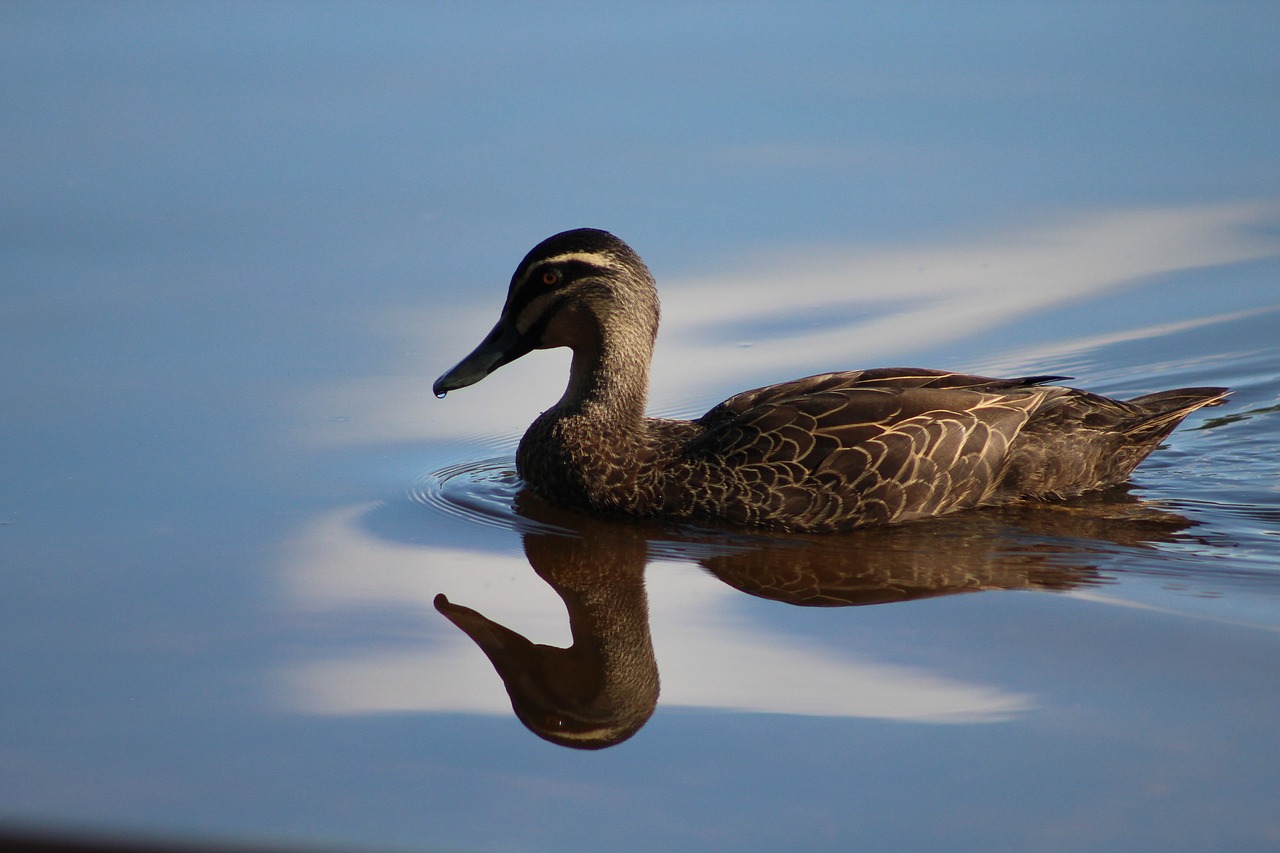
[538,250,625,271]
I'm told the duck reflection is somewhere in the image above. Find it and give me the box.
[434,510,656,750]
[434,488,1195,749]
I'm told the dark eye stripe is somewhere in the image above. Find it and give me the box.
[507,275,548,322]
[504,294,563,358]
[528,259,612,290]
[507,259,611,319]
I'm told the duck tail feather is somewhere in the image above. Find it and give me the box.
[1128,387,1230,413]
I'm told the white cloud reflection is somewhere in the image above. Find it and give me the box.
[280,504,1032,723]
[654,202,1277,392]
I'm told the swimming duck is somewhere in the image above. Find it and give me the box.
[434,228,1228,533]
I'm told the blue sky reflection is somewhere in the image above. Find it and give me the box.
[5,3,1280,850]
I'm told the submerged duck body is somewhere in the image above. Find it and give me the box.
[434,229,1228,533]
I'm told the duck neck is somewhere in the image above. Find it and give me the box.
[526,527,659,740]
[558,322,653,428]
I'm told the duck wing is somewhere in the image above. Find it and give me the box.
[686,369,1068,529]
[700,368,1067,418]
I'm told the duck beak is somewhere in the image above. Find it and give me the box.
[433,317,536,396]
[433,593,537,673]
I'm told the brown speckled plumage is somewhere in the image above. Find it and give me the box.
[434,228,1228,532]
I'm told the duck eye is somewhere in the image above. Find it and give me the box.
[541,269,561,286]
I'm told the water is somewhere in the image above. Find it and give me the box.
[3,4,1280,852]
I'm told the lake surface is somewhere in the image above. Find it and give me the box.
[3,5,1279,852]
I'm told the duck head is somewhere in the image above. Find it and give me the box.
[433,228,660,397]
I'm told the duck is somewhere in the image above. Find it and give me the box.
[433,228,1229,533]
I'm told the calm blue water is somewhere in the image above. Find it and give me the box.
[3,4,1279,852]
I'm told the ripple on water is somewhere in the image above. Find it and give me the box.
[410,457,523,530]
[410,456,776,558]
[411,457,579,536]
